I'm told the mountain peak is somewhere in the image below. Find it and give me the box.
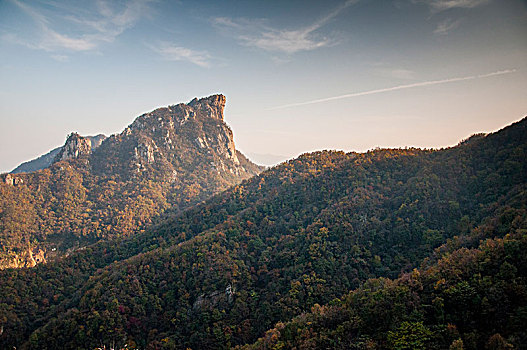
[97,94,262,179]
[187,94,226,120]
[11,134,106,173]
[130,94,227,133]
[54,132,93,162]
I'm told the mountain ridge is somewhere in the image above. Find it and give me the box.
[10,134,106,174]
[0,94,263,269]
[0,116,524,349]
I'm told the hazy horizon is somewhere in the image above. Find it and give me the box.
[1,0,526,172]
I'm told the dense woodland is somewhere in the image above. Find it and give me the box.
[0,117,525,349]
[243,232,527,349]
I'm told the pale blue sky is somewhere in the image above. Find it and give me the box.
[1,0,526,171]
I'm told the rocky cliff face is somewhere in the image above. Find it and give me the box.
[2,246,48,269]
[92,94,256,180]
[88,134,106,149]
[188,94,226,120]
[54,133,93,162]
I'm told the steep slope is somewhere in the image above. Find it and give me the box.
[0,117,525,349]
[90,94,258,184]
[11,134,106,174]
[0,94,262,268]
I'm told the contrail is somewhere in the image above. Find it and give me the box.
[268,69,517,110]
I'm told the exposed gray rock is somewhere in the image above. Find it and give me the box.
[54,133,93,162]
[11,134,106,173]
[3,173,23,186]
[134,141,157,168]
[88,134,106,149]
[192,284,236,311]
[188,94,226,120]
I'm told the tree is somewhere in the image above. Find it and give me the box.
[387,321,432,350]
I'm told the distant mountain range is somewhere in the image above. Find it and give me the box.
[246,152,289,167]
[0,94,262,268]
[0,111,524,349]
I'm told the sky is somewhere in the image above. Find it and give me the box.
[0,0,526,170]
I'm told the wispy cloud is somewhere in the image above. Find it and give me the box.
[213,0,357,54]
[151,42,211,68]
[5,0,151,52]
[417,0,491,11]
[268,69,516,110]
[433,18,461,35]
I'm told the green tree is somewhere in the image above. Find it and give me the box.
[387,321,432,350]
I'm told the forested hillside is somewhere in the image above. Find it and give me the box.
[0,95,262,268]
[0,117,525,349]
[243,232,527,349]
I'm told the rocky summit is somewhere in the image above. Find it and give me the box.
[54,133,93,162]
[91,94,257,179]
[11,134,106,174]
[188,94,226,120]
[0,94,263,269]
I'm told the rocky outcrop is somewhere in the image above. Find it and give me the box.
[192,284,236,311]
[11,134,107,173]
[1,246,48,269]
[117,94,254,175]
[88,134,106,149]
[188,94,226,120]
[133,141,157,170]
[54,133,93,162]
[129,94,226,132]
[2,173,24,186]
